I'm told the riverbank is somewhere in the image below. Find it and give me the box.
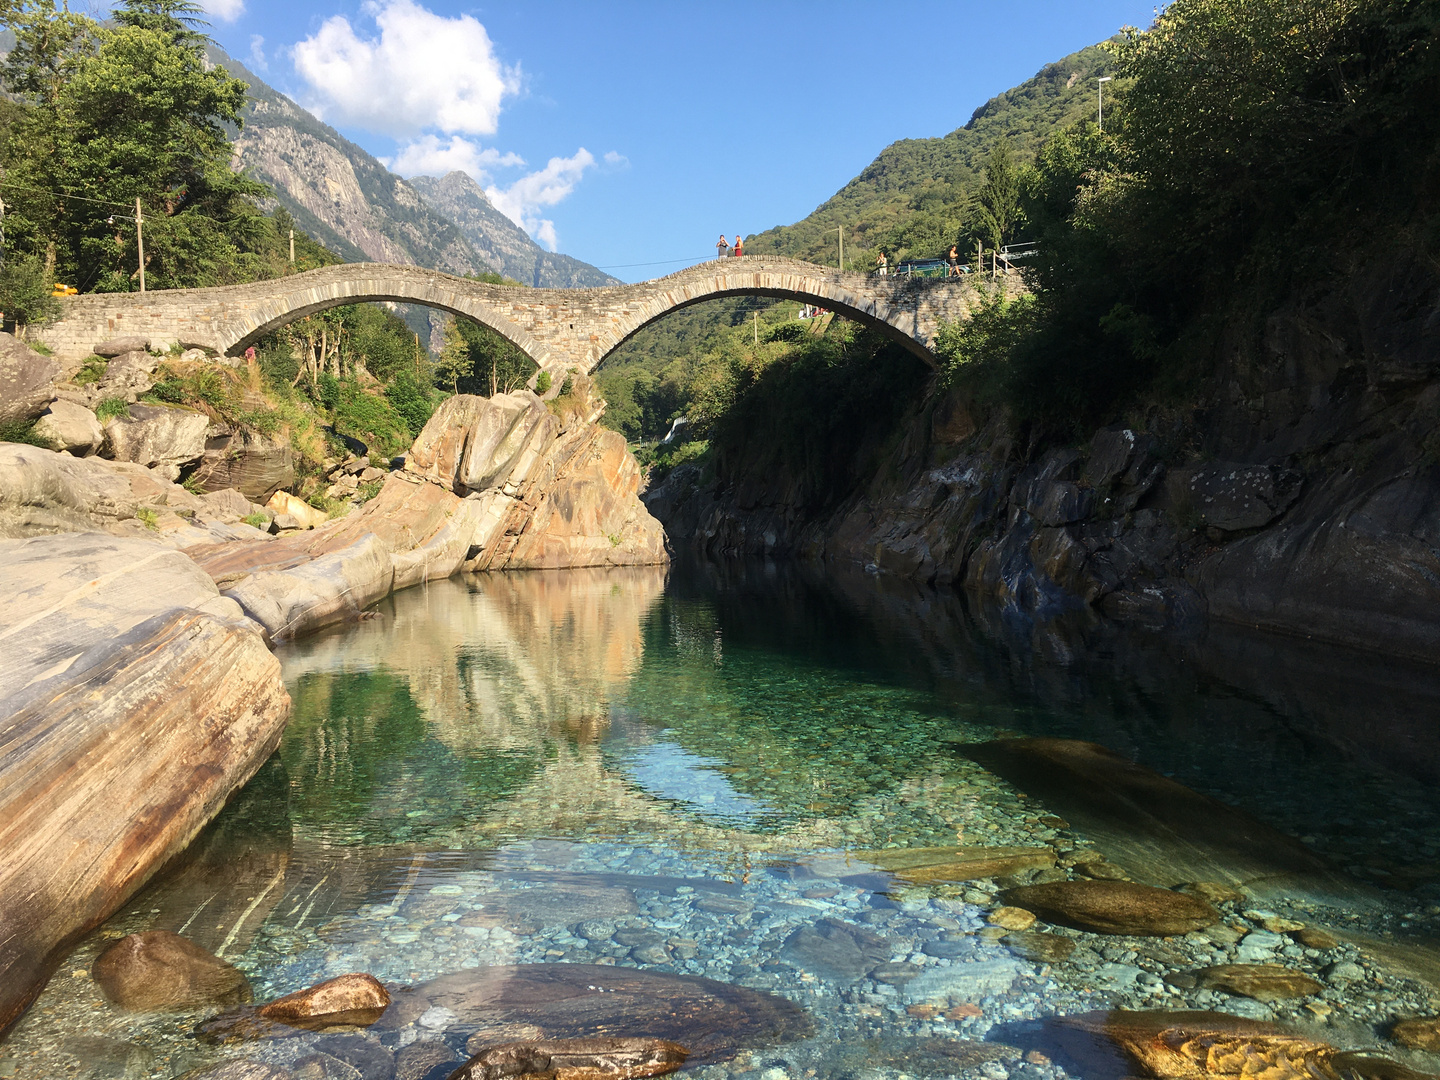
[0,378,666,1037]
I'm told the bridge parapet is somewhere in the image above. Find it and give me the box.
[34,257,988,375]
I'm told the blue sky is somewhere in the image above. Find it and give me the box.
[201,1,1161,282]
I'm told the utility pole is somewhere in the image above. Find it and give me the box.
[837,226,844,273]
[288,228,295,267]
[0,195,6,268]
[135,197,145,293]
[753,310,759,346]
[1097,76,1113,132]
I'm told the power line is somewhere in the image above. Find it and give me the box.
[592,255,711,270]
[0,178,137,213]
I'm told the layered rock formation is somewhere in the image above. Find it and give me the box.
[0,534,290,1032]
[649,266,1440,662]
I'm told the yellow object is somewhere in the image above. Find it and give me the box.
[51,283,77,296]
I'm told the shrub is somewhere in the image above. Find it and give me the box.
[0,254,60,330]
[135,507,159,530]
[73,356,108,385]
[535,371,552,394]
[241,511,269,530]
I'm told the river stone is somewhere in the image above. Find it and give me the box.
[1043,1010,1429,1080]
[258,973,390,1030]
[851,845,1055,885]
[93,335,150,358]
[0,332,60,423]
[394,1040,456,1080]
[1001,880,1218,936]
[1295,927,1339,950]
[450,1038,687,1080]
[780,917,892,981]
[33,400,103,456]
[1392,1018,1440,1052]
[91,931,251,1011]
[1003,931,1075,964]
[1178,881,1247,905]
[372,964,809,1067]
[310,1034,395,1079]
[988,906,1037,931]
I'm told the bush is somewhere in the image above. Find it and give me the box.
[384,371,436,437]
[0,254,60,330]
[535,371,552,395]
[73,356,108,385]
[241,511,269,530]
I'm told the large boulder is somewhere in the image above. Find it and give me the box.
[498,428,668,569]
[0,332,60,423]
[0,442,180,537]
[104,403,209,475]
[92,931,251,1011]
[1188,461,1303,532]
[1000,880,1219,936]
[265,490,329,530]
[223,534,394,640]
[32,400,103,456]
[96,351,159,399]
[409,392,558,494]
[0,534,289,1036]
[190,428,294,501]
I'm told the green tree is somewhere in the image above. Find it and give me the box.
[453,318,536,397]
[974,138,1022,254]
[433,318,470,394]
[0,253,59,335]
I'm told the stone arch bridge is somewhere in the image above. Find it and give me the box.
[35,256,981,377]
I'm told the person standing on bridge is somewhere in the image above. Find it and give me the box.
[732,235,743,257]
[716,234,729,259]
[876,251,888,277]
[947,245,961,277]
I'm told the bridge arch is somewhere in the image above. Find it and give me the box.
[35,258,980,377]
[221,269,564,371]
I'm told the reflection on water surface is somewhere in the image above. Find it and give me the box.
[7,560,1440,1080]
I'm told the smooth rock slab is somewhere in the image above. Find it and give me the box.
[1001,880,1218,936]
[1191,963,1324,1002]
[450,1037,687,1080]
[91,930,251,1011]
[371,964,809,1067]
[850,845,1056,885]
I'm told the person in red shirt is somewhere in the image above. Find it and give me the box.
[732,235,743,257]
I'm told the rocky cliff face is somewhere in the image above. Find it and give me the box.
[409,173,620,288]
[648,257,1440,663]
[211,50,615,290]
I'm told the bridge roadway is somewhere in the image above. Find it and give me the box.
[34,256,981,376]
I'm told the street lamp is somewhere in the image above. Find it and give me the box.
[1097,76,1113,132]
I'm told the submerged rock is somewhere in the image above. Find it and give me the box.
[91,931,251,1011]
[374,964,809,1067]
[178,1062,293,1080]
[258,973,391,1029]
[1001,880,1218,936]
[780,918,892,982]
[1041,1010,1433,1080]
[449,1037,687,1080]
[1392,1018,1440,1052]
[1003,931,1076,964]
[1190,963,1324,1001]
[851,844,1056,885]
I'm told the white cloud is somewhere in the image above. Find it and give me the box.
[291,0,520,138]
[485,149,595,251]
[602,151,629,169]
[201,0,245,22]
[247,34,267,72]
[384,135,522,179]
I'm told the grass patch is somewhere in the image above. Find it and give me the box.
[135,507,159,530]
[95,397,129,422]
[73,356,108,385]
[0,418,52,447]
[241,511,269,530]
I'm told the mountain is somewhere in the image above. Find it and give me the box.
[409,173,619,287]
[208,48,616,287]
[746,44,1116,264]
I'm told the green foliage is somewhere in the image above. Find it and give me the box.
[384,371,438,437]
[72,355,108,385]
[975,139,1022,252]
[433,318,468,394]
[95,396,129,421]
[329,376,414,457]
[534,370,552,395]
[0,254,60,329]
[0,417,50,446]
[241,511,268,529]
[135,506,159,529]
[746,44,1117,266]
[935,289,1036,396]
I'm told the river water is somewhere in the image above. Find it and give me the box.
[7,561,1440,1079]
